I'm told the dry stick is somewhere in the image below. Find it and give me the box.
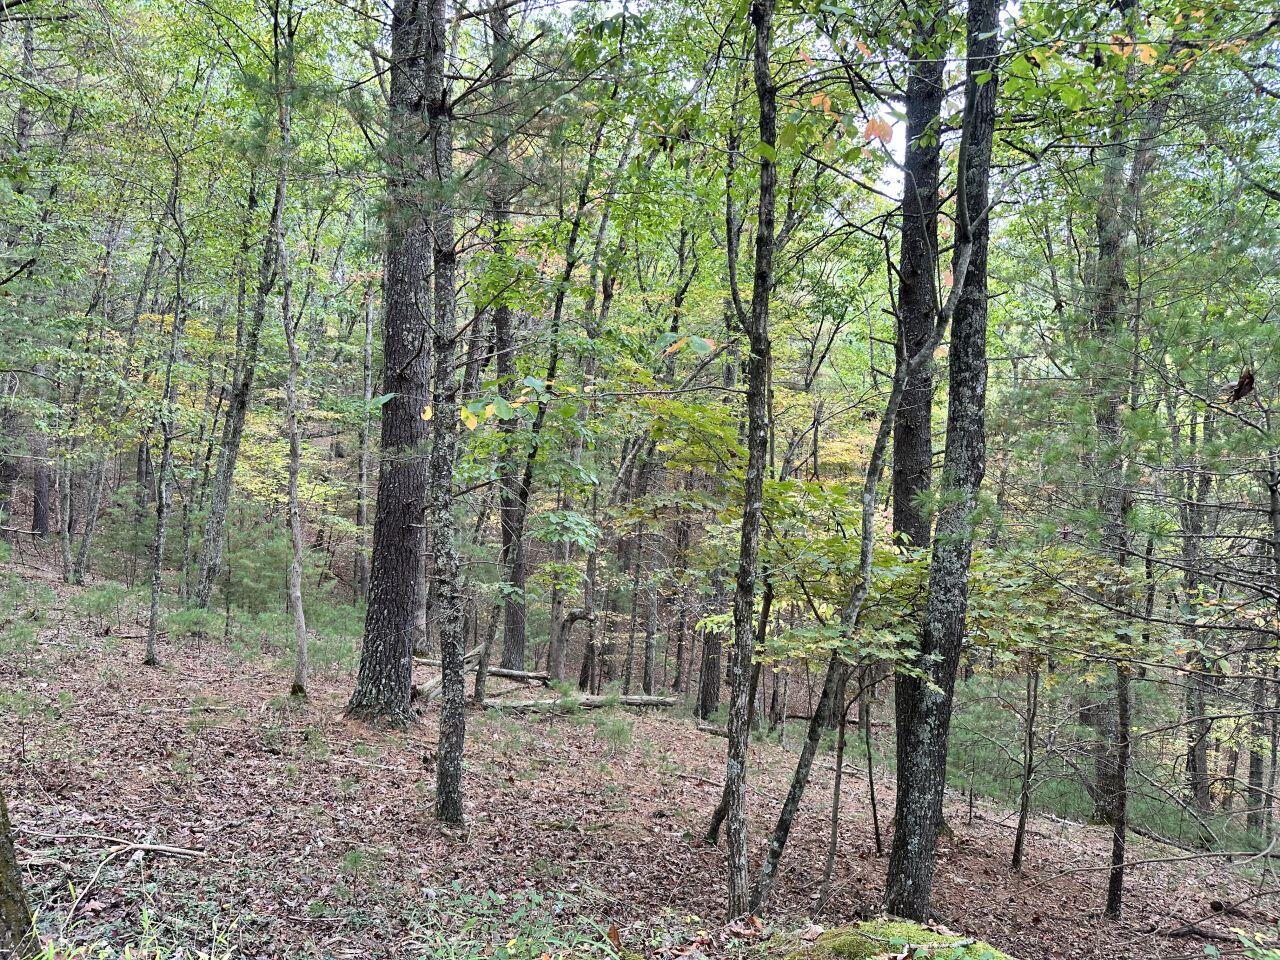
[57,840,205,937]
[414,644,484,702]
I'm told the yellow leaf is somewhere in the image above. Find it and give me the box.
[421,405,433,421]
[1137,44,1157,64]
[460,407,479,431]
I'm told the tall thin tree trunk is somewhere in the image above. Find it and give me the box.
[146,187,188,668]
[347,0,433,726]
[722,0,777,918]
[1012,667,1039,870]
[427,0,465,823]
[191,184,278,609]
[273,16,305,698]
[354,286,374,601]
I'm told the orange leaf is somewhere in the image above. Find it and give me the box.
[863,116,892,144]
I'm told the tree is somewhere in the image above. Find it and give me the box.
[347,0,434,726]
[884,0,1001,920]
[0,788,34,959]
[720,0,777,917]
[424,0,466,824]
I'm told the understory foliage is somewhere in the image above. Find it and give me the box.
[0,0,1278,950]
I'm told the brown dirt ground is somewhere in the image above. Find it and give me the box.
[1,566,1274,959]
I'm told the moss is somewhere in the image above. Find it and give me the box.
[786,920,1013,960]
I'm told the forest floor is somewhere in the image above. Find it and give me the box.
[2,563,1276,960]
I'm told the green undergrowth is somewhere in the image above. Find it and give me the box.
[783,920,1012,960]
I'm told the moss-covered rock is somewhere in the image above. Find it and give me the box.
[786,919,1013,960]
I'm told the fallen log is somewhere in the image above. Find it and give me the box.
[483,694,679,713]
[415,644,485,702]
[485,667,551,684]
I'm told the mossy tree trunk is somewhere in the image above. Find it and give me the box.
[0,788,35,960]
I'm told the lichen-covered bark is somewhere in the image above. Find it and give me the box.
[0,787,35,960]
[425,0,466,824]
[721,0,776,916]
[885,0,1000,921]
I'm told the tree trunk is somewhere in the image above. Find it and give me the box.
[0,376,17,541]
[889,3,944,550]
[697,625,722,719]
[274,28,305,699]
[883,0,999,920]
[1011,667,1038,870]
[0,787,35,960]
[354,287,374,601]
[753,654,843,910]
[426,0,465,824]
[1104,664,1132,918]
[146,191,188,668]
[722,0,777,918]
[1249,668,1266,835]
[29,423,49,538]
[346,0,434,726]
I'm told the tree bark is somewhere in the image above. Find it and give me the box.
[884,0,999,920]
[346,0,434,726]
[1011,667,1038,870]
[890,4,944,550]
[721,0,777,918]
[0,787,35,960]
[426,0,465,824]
[146,236,187,668]
[29,421,49,537]
[273,21,305,699]
[354,286,374,601]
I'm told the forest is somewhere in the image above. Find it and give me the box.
[0,0,1278,955]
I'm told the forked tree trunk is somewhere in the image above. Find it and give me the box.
[884,0,999,920]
